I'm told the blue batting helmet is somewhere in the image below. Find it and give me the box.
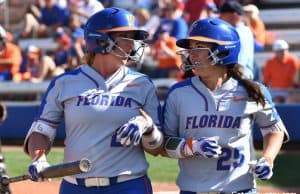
[84,7,149,54]
[176,18,240,66]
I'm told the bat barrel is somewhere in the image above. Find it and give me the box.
[0,158,92,185]
[40,158,92,179]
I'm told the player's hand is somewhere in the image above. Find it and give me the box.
[28,151,50,181]
[117,114,153,146]
[253,157,273,180]
[183,136,222,158]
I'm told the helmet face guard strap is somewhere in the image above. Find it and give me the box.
[128,41,147,64]
[109,37,147,62]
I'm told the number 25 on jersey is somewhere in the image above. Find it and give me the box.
[217,146,245,171]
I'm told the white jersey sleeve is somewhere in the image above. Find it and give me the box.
[253,84,289,141]
[162,81,186,137]
[37,76,65,126]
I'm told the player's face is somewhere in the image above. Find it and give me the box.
[187,41,214,68]
[188,41,226,78]
[274,50,287,61]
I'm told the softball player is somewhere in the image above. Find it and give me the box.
[162,18,289,193]
[23,7,163,194]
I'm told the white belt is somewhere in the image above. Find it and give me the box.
[64,174,144,187]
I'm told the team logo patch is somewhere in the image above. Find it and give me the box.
[126,14,135,27]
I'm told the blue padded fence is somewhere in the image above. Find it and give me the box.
[0,104,299,142]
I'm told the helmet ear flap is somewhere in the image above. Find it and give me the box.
[211,44,235,65]
[84,29,115,54]
[100,37,115,54]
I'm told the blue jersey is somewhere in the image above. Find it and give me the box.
[33,64,161,178]
[162,76,285,192]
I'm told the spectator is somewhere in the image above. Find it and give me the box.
[98,0,112,7]
[135,8,161,40]
[69,0,104,26]
[136,0,153,10]
[57,0,67,8]
[154,2,188,40]
[37,0,70,37]
[0,0,4,6]
[66,14,85,70]
[15,45,63,82]
[135,8,150,27]
[204,2,219,18]
[263,40,299,90]
[150,26,181,78]
[0,0,6,11]
[0,26,22,81]
[21,0,45,38]
[243,4,266,52]
[111,0,136,11]
[219,0,255,80]
[183,0,216,26]
[53,28,72,68]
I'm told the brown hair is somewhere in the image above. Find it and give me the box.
[228,65,265,107]
[85,52,95,66]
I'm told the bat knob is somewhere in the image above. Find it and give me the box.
[0,175,12,194]
[79,158,92,173]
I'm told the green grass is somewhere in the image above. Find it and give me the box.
[2,149,300,188]
[146,154,179,183]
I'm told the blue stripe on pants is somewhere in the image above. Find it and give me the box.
[59,175,153,194]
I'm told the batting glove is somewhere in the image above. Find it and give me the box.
[253,157,273,180]
[183,136,222,158]
[117,115,153,146]
[28,151,50,181]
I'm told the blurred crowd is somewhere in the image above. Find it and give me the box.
[0,0,300,103]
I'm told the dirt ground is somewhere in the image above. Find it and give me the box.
[8,180,300,194]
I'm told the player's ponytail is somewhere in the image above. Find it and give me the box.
[228,65,266,107]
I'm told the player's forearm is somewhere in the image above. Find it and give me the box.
[262,131,284,165]
[142,125,164,156]
[162,136,187,158]
[27,132,51,159]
